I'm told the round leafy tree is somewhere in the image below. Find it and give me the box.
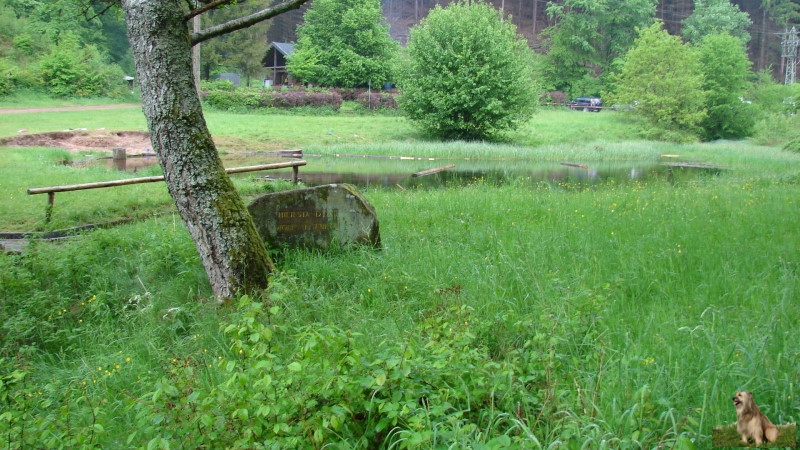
[697,33,755,140]
[287,0,398,88]
[611,22,706,135]
[399,0,538,140]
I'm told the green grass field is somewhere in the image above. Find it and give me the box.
[1,105,798,448]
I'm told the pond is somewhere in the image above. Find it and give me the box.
[84,152,721,189]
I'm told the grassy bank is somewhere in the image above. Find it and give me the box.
[0,105,638,149]
[1,107,799,448]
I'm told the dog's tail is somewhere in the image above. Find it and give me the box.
[765,424,780,442]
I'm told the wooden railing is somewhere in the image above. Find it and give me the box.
[28,160,307,222]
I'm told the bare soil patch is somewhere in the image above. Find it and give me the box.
[0,104,141,115]
[3,130,288,154]
[1,130,152,154]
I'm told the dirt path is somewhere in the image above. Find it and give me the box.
[0,104,141,114]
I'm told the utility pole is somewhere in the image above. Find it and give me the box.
[780,26,799,85]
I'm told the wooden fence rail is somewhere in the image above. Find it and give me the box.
[28,160,307,222]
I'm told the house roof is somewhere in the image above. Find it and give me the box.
[270,42,295,56]
[262,42,295,70]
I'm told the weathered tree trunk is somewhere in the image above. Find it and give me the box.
[121,0,274,300]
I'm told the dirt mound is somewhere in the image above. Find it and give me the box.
[2,130,152,153]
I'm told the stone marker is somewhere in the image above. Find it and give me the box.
[247,183,381,250]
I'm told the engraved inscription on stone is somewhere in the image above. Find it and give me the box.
[276,209,336,233]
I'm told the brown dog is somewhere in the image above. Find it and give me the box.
[732,391,779,445]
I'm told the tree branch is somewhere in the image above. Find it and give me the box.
[190,0,309,46]
[84,2,117,22]
[185,0,237,22]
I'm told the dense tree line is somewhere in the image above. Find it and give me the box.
[0,0,134,97]
[381,0,798,73]
[0,0,797,98]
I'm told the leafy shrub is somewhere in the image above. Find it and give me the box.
[202,89,239,110]
[132,293,557,448]
[37,32,125,98]
[355,91,397,110]
[0,357,110,448]
[784,135,800,153]
[697,33,754,140]
[400,0,538,140]
[0,58,15,95]
[543,91,567,105]
[752,114,799,147]
[746,71,799,116]
[336,87,360,101]
[11,34,35,56]
[200,79,236,92]
[203,87,343,111]
[5,66,39,91]
[611,22,706,136]
[700,102,755,141]
[268,89,341,109]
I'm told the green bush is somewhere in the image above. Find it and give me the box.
[399,0,538,140]
[747,71,799,116]
[697,33,754,140]
[129,292,596,448]
[203,87,343,111]
[784,135,800,153]
[701,101,756,140]
[200,79,236,92]
[37,32,125,98]
[0,58,14,96]
[752,114,799,147]
[355,90,397,110]
[610,22,706,136]
[203,88,260,110]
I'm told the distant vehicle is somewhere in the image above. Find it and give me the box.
[566,97,603,112]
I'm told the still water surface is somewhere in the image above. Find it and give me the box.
[92,153,718,189]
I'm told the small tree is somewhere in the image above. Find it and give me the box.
[543,0,657,95]
[117,0,309,300]
[400,0,537,140]
[697,33,754,140]
[287,0,397,87]
[682,0,752,45]
[611,22,706,136]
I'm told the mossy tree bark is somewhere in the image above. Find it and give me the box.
[119,0,306,300]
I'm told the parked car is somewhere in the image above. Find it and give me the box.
[566,97,603,112]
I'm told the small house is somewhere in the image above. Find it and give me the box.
[262,42,294,87]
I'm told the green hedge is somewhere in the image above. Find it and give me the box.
[203,87,343,111]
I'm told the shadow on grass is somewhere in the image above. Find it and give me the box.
[712,423,796,448]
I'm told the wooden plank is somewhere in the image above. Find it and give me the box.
[28,175,166,194]
[411,164,456,177]
[661,162,724,169]
[223,160,306,174]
